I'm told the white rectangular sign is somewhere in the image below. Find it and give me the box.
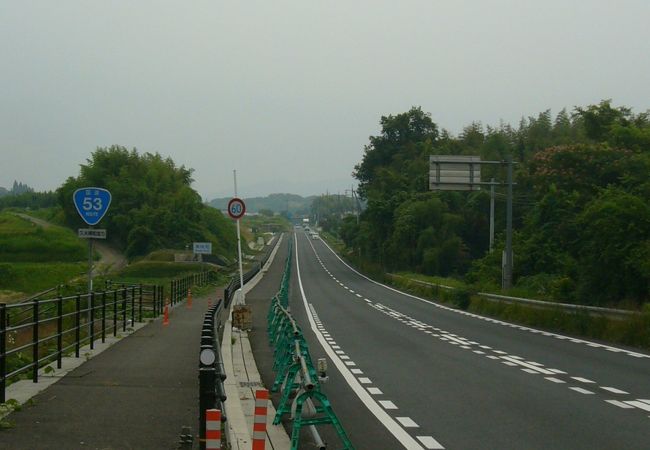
[193,242,212,254]
[429,155,481,191]
[78,228,107,239]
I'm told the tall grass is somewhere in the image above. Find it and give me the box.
[0,213,86,262]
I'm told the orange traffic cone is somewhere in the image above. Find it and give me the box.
[163,299,170,326]
[187,289,192,309]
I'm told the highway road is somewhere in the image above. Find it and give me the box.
[287,230,650,449]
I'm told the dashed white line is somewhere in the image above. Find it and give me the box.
[396,417,419,427]
[417,436,445,449]
[570,387,595,395]
[358,377,372,384]
[367,387,383,395]
[601,386,629,394]
[624,401,650,412]
[379,400,398,410]
[544,377,566,384]
[571,377,595,384]
[606,400,635,409]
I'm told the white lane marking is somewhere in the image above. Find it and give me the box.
[368,387,383,395]
[340,355,350,360]
[625,401,650,412]
[522,368,539,374]
[570,387,595,395]
[571,377,595,384]
[486,355,500,360]
[638,399,650,405]
[548,369,567,374]
[351,368,363,374]
[473,350,485,355]
[379,400,398,410]
[295,235,427,449]
[417,436,445,449]
[359,377,372,384]
[344,361,356,366]
[501,357,555,375]
[335,350,345,354]
[545,377,566,383]
[606,400,635,409]
[601,387,629,394]
[396,417,419,427]
[502,361,518,367]
[356,294,362,298]
[317,236,650,360]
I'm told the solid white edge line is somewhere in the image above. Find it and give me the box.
[295,234,427,450]
[317,237,650,359]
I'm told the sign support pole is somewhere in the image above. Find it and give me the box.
[234,170,245,305]
[504,157,514,290]
[489,178,495,252]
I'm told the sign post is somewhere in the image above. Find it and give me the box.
[228,171,246,305]
[429,156,514,290]
[73,187,112,293]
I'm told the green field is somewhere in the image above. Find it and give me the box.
[0,213,85,262]
[0,212,88,299]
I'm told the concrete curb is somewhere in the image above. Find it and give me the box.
[221,235,291,450]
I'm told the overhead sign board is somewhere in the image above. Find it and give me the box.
[78,228,107,239]
[193,242,212,254]
[73,187,112,225]
[429,155,481,191]
[227,197,246,220]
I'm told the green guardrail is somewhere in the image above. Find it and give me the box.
[266,238,354,450]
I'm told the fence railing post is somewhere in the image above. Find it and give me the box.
[57,296,63,369]
[33,298,39,383]
[90,292,95,350]
[101,291,106,344]
[75,294,81,357]
[113,290,118,337]
[1,303,7,402]
[138,285,143,322]
[122,287,127,332]
[130,286,135,326]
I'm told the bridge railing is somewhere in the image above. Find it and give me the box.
[266,238,354,450]
[0,284,163,402]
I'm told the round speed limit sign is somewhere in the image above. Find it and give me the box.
[227,197,246,220]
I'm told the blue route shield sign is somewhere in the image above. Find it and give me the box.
[73,187,112,226]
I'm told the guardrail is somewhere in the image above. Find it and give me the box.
[0,284,163,402]
[223,239,277,307]
[267,238,353,450]
[387,274,639,318]
[198,298,227,450]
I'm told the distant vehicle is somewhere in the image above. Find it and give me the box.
[310,232,319,239]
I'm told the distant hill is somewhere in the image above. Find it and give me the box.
[0,181,33,198]
[208,193,315,215]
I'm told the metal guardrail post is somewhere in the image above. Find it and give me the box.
[32,298,39,383]
[57,296,63,368]
[90,292,95,350]
[131,287,135,326]
[113,290,118,337]
[122,287,127,332]
[1,303,6,403]
[101,291,106,343]
[75,294,81,357]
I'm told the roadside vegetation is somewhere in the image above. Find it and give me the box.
[0,212,87,299]
[320,100,649,310]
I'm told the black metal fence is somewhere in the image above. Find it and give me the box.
[198,298,227,450]
[0,284,163,402]
[170,271,215,305]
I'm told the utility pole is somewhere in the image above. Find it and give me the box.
[489,178,495,252]
[504,157,514,290]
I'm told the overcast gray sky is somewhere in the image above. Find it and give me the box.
[1,1,649,199]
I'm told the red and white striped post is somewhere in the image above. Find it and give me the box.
[206,409,221,450]
[252,389,269,450]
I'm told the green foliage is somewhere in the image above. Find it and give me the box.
[0,213,86,263]
[208,193,314,216]
[0,191,57,210]
[340,100,650,307]
[57,146,236,259]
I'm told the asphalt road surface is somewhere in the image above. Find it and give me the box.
[285,230,650,449]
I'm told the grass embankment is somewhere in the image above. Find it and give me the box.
[321,232,650,351]
[0,213,87,300]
